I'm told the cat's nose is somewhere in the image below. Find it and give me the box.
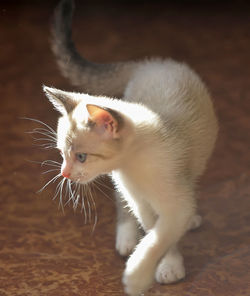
[62,171,71,179]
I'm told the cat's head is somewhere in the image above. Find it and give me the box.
[43,86,133,184]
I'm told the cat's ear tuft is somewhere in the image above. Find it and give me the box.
[86,104,123,139]
[43,86,78,115]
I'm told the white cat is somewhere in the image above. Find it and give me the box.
[43,0,218,295]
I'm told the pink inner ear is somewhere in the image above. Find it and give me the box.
[86,104,119,137]
[101,112,112,123]
[95,110,117,132]
[102,113,114,129]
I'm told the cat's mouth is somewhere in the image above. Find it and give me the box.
[63,176,86,184]
[61,172,94,185]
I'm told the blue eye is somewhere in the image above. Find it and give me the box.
[76,153,87,163]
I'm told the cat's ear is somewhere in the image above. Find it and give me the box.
[86,104,123,139]
[43,86,78,115]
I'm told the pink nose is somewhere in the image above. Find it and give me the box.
[62,171,71,179]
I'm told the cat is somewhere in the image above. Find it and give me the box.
[43,0,218,295]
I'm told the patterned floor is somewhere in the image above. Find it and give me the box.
[0,1,249,295]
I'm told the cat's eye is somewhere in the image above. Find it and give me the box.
[76,153,87,163]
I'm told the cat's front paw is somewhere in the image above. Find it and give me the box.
[123,269,153,296]
[123,254,154,296]
[155,252,185,284]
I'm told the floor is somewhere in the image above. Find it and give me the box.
[0,1,249,295]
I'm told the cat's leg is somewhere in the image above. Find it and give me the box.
[155,214,201,284]
[130,198,157,232]
[155,244,185,284]
[115,194,140,257]
[123,186,195,296]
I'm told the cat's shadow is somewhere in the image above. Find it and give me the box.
[181,219,229,281]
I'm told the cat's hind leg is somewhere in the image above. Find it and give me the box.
[155,214,201,285]
[115,195,140,256]
[155,244,185,284]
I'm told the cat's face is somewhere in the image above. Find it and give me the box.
[44,86,128,184]
[57,112,123,183]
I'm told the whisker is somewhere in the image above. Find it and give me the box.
[72,182,79,208]
[64,179,73,207]
[21,117,56,135]
[73,183,81,211]
[52,177,64,201]
[38,173,61,193]
[68,180,76,205]
[95,177,116,192]
[26,159,44,165]
[42,168,60,175]
[86,186,92,224]
[33,137,57,144]
[31,138,57,150]
[63,179,70,206]
[58,177,66,213]
[88,184,97,234]
[33,143,57,150]
[67,180,80,209]
[81,185,88,224]
[92,180,114,203]
[22,117,57,150]
[28,132,57,142]
[41,160,61,168]
[26,159,61,168]
[27,129,57,139]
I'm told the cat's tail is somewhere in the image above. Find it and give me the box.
[51,0,138,97]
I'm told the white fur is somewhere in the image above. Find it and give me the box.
[155,245,185,284]
[45,58,218,296]
[116,218,139,257]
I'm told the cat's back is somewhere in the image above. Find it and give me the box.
[124,59,218,178]
[124,59,210,118]
[124,58,217,140]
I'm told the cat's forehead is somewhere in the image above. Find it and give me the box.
[57,112,89,151]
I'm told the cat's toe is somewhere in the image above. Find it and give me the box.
[155,254,185,284]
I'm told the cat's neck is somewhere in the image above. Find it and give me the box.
[113,125,172,192]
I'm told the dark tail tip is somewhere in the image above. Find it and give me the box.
[53,0,75,42]
[56,0,75,21]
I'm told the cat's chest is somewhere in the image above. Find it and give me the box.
[112,170,158,228]
[112,170,151,203]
